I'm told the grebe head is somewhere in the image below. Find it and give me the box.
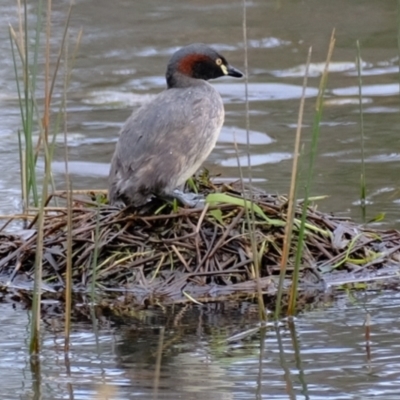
[166,43,243,88]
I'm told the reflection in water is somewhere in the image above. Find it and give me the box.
[2,293,400,399]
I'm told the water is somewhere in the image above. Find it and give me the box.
[1,0,399,224]
[2,293,400,399]
[0,0,400,398]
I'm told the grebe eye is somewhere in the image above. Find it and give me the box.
[216,58,222,66]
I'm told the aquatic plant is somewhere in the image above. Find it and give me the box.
[9,0,79,354]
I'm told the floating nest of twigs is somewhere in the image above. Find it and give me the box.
[1,179,400,313]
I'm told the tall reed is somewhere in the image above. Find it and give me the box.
[9,0,43,210]
[274,47,312,319]
[274,32,336,318]
[10,0,77,354]
[63,40,73,352]
[288,31,336,315]
[242,0,267,322]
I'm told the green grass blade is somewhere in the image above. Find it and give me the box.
[206,193,284,227]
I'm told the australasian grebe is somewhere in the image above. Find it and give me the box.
[108,43,243,208]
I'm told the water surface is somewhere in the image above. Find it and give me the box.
[0,0,399,225]
[0,0,399,398]
[1,293,400,399]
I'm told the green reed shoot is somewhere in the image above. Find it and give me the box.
[9,0,44,210]
[10,1,76,213]
[356,41,366,222]
[291,30,335,304]
[29,0,50,355]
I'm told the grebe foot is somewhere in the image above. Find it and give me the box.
[171,190,205,208]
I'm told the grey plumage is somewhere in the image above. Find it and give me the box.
[108,43,242,208]
[108,82,224,207]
